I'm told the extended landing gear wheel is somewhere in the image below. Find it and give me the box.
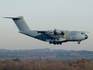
[53,42,56,45]
[59,42,62,45]
[78,41,81,44]
[49,41,62,45]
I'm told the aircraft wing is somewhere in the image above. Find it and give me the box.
[77,31,89,33]
[37,31,66,41]
[37,31,54,37]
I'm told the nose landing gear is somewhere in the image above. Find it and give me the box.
[77,41,81,44]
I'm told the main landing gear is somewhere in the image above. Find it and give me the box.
[49,41,62,45]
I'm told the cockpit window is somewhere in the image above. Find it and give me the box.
[81,33,85,34]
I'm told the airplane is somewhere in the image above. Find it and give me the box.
[4,16,88,45]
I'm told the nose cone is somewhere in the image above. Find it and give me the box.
[85,34,88,39]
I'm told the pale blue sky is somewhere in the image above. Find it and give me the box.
[0,0,93,50]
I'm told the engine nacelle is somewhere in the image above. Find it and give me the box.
[54,29,64,35]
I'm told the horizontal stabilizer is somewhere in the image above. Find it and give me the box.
[3,16,23,20]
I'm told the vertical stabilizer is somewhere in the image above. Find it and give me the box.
[4,16,30,31]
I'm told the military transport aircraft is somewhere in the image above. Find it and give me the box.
[4,16,88,45]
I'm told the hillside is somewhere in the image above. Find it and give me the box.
[0,48,93,60]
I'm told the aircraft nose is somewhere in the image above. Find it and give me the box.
[85,34,88,39]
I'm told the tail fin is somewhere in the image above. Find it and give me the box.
[4,16,30,31]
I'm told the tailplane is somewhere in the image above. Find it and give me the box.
[4,16,30,31]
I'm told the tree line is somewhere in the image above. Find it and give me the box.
[0,59,93,70]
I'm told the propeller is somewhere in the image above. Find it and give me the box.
[53,29,65,35]
[54,29,57,35]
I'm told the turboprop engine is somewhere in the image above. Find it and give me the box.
[53,29,65,35]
